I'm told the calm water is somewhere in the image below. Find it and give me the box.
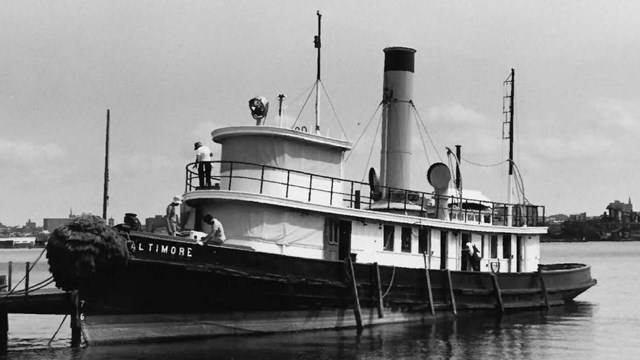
[0,242,635,360]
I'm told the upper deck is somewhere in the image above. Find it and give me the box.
[184,160,546,228]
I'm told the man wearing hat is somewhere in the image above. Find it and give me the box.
[193,141,212,189]
[166,195,182,236]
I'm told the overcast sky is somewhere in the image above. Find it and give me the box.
[2,0,640,226]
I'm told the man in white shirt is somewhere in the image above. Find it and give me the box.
[193,141,212,189]
[200,214,226,245]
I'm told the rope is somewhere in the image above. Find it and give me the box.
[3,247,47,296]
[47,314,68,347]
[381,266,396,299]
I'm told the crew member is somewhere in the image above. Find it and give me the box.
[193,141,212,189]
[166,195,182,236]
[200,213,226,245]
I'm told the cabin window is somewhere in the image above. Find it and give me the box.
[401,227,412,253]
[490,235,498,258]
[383,225,395,251]
[503,235,512,259]
[418,228,430,254]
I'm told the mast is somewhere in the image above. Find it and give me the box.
[102,109,110,220]
[314,10,322,134]
[503,69,515,205]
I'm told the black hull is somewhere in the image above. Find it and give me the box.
[79,232,596,344]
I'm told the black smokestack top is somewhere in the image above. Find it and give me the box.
[384,47,416,73]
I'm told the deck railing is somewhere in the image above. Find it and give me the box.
[185,161,545,227]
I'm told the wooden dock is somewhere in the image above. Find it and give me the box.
[0,269,82,352]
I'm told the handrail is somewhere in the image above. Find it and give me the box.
[184,161,546,227]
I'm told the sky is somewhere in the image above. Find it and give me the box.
[2,0,640,226]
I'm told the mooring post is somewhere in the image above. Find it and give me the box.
[373,262,384,318]
[7,262,12,292]
[346,257,363,333]
[0,306,7,354]
[70,291,82,347]
[0,275,6,353]
[25,262,30,296]
[446,270,457,315]
[423,253,435,316]
[490,273,505,315]
[538,267,550,310]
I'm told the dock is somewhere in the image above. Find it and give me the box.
[0,262,82,352]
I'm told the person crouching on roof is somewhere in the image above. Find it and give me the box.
[199,214,226,245]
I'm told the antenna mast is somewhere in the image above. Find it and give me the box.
[314,10,322,134]
[102,109,110,220]
[503,68,515,204]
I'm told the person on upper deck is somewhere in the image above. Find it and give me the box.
[193,141,213,189]
[166,195,182,236]
[199,213,226,245]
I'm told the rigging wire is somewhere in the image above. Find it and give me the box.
[291,81,318,129]
[344,102,383,163]
[319,81,349,141]
[359,113,384,184]
[461,157,508,168]
[411,102,443,163]
[413,109,431,165]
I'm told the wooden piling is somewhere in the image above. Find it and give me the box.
[0,306,7,353]
[538,267,550,310]
[373,263,384,318]
[446,270,457,315]
[346,257,363,332]
[25,262,30,296]
[490,273,505,314]
[7,262,12,292]
[423,253,435,316]
[70,291,82,347]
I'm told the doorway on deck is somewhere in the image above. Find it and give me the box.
[323,218,352,261]
[440,230,448,270]
[516,235,523,272]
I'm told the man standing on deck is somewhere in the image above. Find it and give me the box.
[166,195,182,236]
[193,141,212,189]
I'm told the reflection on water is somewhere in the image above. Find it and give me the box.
[1,242,637,360]
[2,302,597,360]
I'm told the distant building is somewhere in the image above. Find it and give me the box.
[145,215,167,233]
[43,209,78,232]
[25,219,36,229]
[606,198,634,223]
[568,213,587,222]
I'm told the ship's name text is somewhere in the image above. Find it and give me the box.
[136,242,193,258]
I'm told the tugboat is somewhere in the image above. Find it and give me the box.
[46,24,596,345]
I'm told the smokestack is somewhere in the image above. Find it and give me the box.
[380,47,416,193]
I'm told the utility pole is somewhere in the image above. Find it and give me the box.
[102,109,110,220]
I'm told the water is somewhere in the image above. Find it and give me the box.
[0,242,635,359]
